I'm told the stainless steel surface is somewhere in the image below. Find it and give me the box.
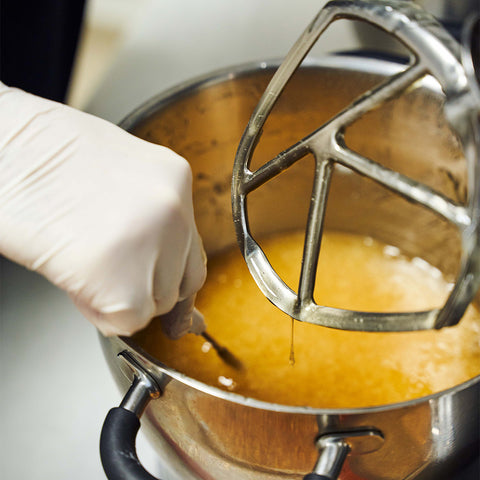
[461,15,480,108]
[232,0,480,332]
[312,436,349,479]
[117,352,161,416]
[311,429,384,479]
[354,1,479,54]
[101,57,480,479]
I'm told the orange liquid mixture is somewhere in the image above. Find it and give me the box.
[135,231,480,408]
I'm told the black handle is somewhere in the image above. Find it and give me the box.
[100,407,160,480]
[303,475,332,480]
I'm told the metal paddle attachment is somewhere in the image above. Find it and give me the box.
[232,0,480,332]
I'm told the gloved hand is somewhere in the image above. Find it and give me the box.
[0,83,206,337]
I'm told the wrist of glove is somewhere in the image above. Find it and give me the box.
[0,83,206,337]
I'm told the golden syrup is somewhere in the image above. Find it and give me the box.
[134,231,480,408]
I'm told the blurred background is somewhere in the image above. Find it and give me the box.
[1,0,478,479]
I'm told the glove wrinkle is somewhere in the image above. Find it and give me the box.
[30,239,70,271]
[0,86,59,150]
[1,137,76,201]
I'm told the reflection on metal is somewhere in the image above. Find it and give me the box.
[309,429,384,478]
[430,393,455,460]
[117,351,161,416]
[232,0,480,332]
[461,15,480,106]
[312,437,349,479]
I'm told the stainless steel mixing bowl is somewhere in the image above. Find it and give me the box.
[99,57,479,480]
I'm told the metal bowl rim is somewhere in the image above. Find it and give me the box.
[118,54,442,132]
[112,333,480,415]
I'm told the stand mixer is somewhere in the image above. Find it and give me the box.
[99,2,480,479]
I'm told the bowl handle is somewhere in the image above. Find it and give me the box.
[304,429,384,480]
[100,405,333,480]
[100,353,162,480]
[100,352,383,479]
[101,407,158,480]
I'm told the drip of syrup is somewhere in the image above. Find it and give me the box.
[289,317,296,366]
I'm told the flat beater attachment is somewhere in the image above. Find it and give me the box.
[232,0,480,332]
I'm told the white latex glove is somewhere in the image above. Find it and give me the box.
[0,83,206,337]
